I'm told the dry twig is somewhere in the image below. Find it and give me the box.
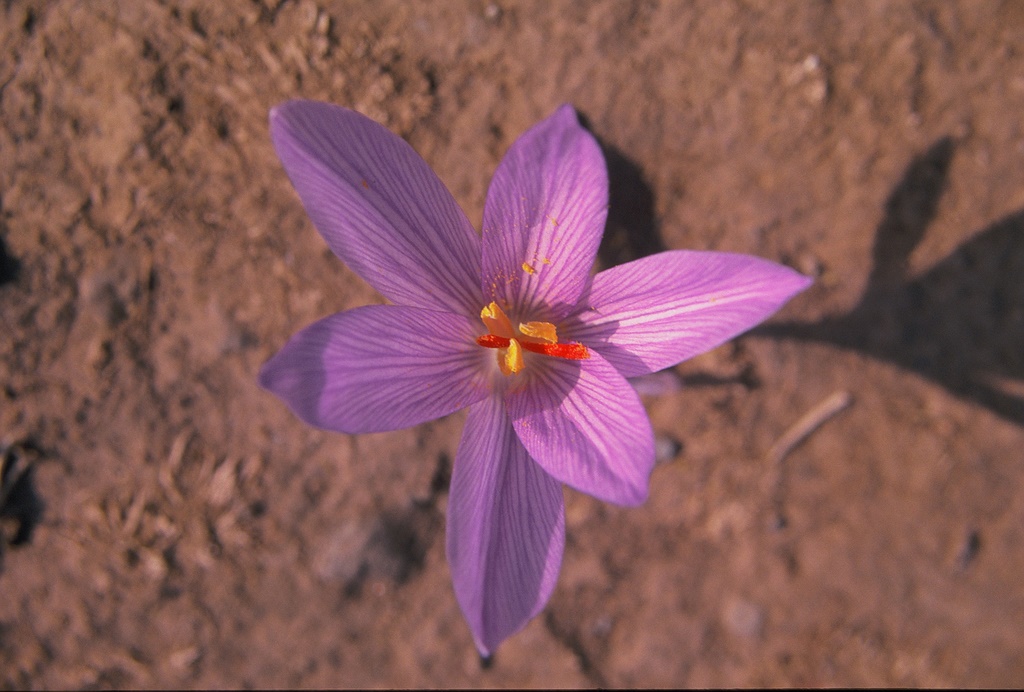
[768,390,853,465]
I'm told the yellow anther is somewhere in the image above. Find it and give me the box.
[480,301,514,338]
[501,338,524,375]
[518,321,558,344]
[521,262,536,275]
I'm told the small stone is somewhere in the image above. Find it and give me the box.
[724,598,764,639]
[955,529,981,571]
[484,4,502,21]
[315,11,331,36]
[591,614,613,638]
[655,435,682,464]
[796,251,823,278]
[313,521,372,584]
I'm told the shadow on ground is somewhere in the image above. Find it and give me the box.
[757,137,1024,424]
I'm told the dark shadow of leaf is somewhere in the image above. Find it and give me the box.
[758,137,1024,424]
[0,441,45,570]
[597,141,666,268]
[0,234,21,287]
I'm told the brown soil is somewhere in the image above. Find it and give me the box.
[2,0,1023,687]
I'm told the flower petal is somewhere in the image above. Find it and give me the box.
[505,350,655,506]
[447,394,565,655]
[259,305,490,433]
[481,104,608,321]
[564,250,813,378]
[270,100,483,315]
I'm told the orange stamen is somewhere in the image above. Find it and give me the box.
[533,342,590,359]
[476,334,510,349]
[476,334,590,360]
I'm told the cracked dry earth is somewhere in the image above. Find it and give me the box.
[2,0,1024,687]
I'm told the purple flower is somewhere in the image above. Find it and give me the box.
[260,100,811,654]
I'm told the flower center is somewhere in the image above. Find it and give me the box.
[475,301,589,375]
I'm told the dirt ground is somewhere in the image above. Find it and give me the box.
[1,0,1023,687]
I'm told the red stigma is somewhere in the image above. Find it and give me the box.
[476,334,590,360]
